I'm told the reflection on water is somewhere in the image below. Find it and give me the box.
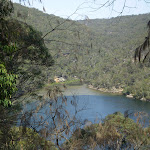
[19,85,150,147]
[25,85,150,125]
[63,84,113,96]
[63,85,150,125]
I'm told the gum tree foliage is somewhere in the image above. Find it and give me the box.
[0,1,56,149]
[0,85,82,149]
[0,1,80,149]
[1,0,150,149]
[12,0,150,63]
[89,0,150,62]
[18,86,83,149]
[0,63,17,107]
[0,0,13,19]
[0,0,54,106]
[135,21,150,62]
[0,0,16,107]
[63,112,150,150]
[0,126,57,150]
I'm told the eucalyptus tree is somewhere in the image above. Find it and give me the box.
[135,21,150,62]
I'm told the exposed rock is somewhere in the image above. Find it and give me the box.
[88,85,123,94]
[140,97,146,101]
[126,94,134,98]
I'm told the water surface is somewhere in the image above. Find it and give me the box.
[24,85,150,125]
[63,85,150,123]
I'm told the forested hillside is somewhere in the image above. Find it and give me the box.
[1,1,150,149]
[0,3,54,107]
[12,3,94,79]
[79,15,150,100]
[12,3,150,100]
[0,1,55,149]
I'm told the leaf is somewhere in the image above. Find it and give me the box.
[43,7,46,12]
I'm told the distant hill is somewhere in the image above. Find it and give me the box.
[12,3,150,100]
[12,3,94,79]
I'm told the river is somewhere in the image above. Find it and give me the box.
[62,85,150,124]
[23,84,150,127]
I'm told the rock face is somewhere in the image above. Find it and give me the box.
[88,85,150,102]
[140,97,146,101]
[88,85,123,94]
[126,94,134,98]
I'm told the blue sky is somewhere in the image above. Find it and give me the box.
[13,0,150,20]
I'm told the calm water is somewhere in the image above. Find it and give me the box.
[62,85,150,123]
[20,85,150,146]
[24,85,150,125]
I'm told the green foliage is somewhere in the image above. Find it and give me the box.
[11,4,150,100]
[0,0,13,19]
[129,78,150,100]
[0,126,57,150]
[0,64,17,107]
[0,17,54,97]
[0,3,148,149]
[63,113,150,149]
[12,3,93,78]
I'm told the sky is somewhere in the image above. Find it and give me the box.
[13,0,150,20]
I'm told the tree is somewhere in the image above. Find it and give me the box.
[135,20,150,62]
[0,0,13,19]
[0,63,17,107]
[1,0,150,149]
[0,0,55,106]
[62,112,150,150]
[0,0,17,107]
[0,1,82,149]
[89,0,150,62]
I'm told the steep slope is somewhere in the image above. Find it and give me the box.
[12,3,95,79]
[80,15,150,99]
[12,3,150,100]
[0,18,54,99]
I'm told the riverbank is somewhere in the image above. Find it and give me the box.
[88,85,123,94]
[88,84,149,102]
